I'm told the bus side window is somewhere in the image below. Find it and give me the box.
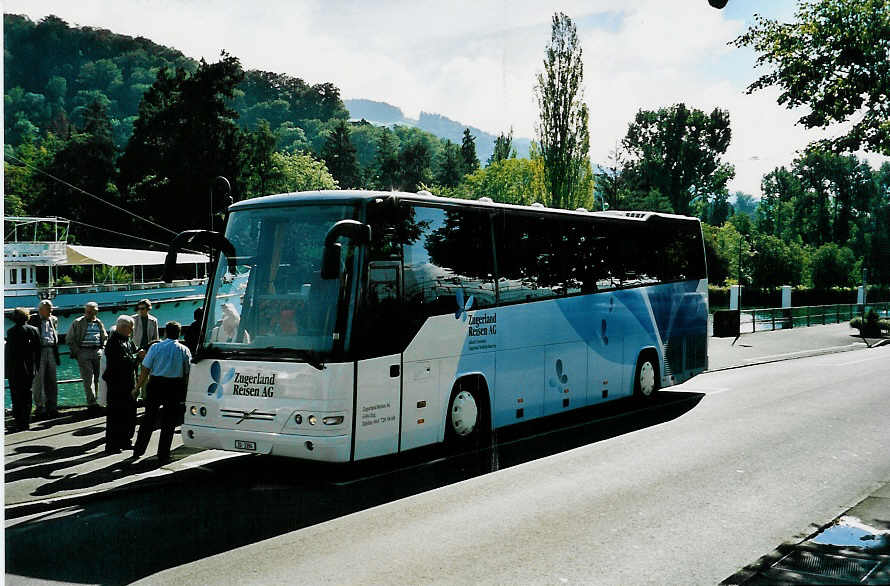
[405,205,496,316]
[495,212,562,304]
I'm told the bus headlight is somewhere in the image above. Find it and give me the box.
[322,416,344,426]
[190,406,197,416]
[199,407,207,417]
[294,414,302,424]
[308,415,317,426]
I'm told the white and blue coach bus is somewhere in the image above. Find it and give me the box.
[168,191,708,462]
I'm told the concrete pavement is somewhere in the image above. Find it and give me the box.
[4,408,241,517]
[708,321,887,371]
[5,322,890,583]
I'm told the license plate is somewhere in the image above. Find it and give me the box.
[234,440,256,451]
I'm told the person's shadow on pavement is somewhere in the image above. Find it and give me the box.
[5,437,107,473]
[28,453,172,497]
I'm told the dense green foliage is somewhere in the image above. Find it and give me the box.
[534,12,593,211]
[620,103,734,216]
[733,0,890,155]
[3,14,477,245]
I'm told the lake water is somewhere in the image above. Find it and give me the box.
[4,351,95,410]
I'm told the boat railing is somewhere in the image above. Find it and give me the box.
[41,278,208,297]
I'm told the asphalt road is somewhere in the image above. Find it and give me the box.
[6,346,890,585]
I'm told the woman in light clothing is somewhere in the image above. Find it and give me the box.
[210,303,249,343]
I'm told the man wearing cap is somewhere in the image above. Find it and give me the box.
[132,321,192,462]
[29,300,61,419]
[67,301,108,412]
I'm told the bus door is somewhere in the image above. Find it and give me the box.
[353,260,402,460]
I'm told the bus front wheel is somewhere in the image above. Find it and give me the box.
[445,379,489,452]
[634,353,659,400]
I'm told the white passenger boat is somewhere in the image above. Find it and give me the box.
[4,216,244,334]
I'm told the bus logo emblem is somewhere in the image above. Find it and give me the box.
[455,288,474,320]
[208,361,236,399]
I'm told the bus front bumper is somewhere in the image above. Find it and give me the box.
[182,424,351,462]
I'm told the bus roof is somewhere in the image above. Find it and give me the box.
[229,190,700,224]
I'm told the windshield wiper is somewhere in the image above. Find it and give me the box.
[201,346,326,370]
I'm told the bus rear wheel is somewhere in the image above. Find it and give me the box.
[445,379,489,452]
[634,353,659,400]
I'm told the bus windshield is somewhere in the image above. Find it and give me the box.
[202,204,357,362]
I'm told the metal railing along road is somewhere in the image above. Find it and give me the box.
[740,302,890,333]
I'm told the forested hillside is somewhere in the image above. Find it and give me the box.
[3,14,490,249]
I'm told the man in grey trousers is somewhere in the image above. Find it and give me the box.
[67,301,108,413]
[29,300,61,419]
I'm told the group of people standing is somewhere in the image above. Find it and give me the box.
[5,298,195,462]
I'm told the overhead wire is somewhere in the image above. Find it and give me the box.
[4,153,178,236]
[66,219,178,249]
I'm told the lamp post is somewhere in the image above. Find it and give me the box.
[594,192,608,212]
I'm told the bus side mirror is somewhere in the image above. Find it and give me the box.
[321,220,372,279]
[164,230,237,283]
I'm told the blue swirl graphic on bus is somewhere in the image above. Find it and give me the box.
[548,358,569,390]
[455,288,475,320]
[207,360,236,399]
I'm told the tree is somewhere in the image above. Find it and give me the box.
[119,52,246,233]
[710,222,755,286]
[534,12,590,210]
[733,0,890,155]
[4,134,63,217]
[487,128,516,166]
[704,190,734,226]
[732,192,757,217]
[399,140,432,191]
[621,103,734,215]
[244,119,278,198]
[750,234,807,288]
[460,128,479,175]
[811,242,856,289]
[865,162,890,284]
[266,152,337,194]
[596,142,628,210]
[321,119,359,189]
[757,166,801,240]
[435,140,463,188]
[460,157,547,205]
[702,224,731,286]
[34,101,121,243]
[374,128,400,190]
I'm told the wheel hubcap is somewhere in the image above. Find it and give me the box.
[451,390,478,436]
[639,361,656,396]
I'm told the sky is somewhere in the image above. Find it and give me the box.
[5,0,888,198]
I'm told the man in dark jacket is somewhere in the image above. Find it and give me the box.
[6,308,41,431]
[103,315,142,452]
[184,307,203,355]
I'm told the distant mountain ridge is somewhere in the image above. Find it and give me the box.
[345,98,531,165]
